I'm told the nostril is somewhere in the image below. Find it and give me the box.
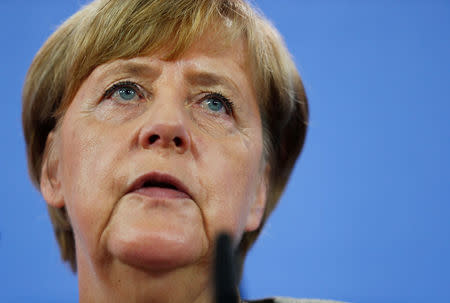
[140,125,189,151]
[173,137,182,147]
[149,134,160,144]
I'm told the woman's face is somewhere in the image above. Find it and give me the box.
[42,35,267,272]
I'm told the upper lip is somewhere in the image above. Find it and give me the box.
[127,172,193,199]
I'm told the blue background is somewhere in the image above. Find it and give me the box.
[1,0,449,302]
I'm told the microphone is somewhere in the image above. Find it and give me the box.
[214,233,239,303]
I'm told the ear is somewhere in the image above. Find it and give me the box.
[244,164,270,232]
[40,131,65,208]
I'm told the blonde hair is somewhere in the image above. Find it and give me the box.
[22,0,308,275]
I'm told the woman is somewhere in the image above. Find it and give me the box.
[22,0,340,302]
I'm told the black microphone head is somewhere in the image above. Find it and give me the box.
[214,232,239,303]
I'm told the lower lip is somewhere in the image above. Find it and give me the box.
[133,187,191,199]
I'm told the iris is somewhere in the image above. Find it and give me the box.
[204,98,224,112]
[118,87,137,101]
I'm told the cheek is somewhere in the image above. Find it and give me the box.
[59,119,126,256]
[199,132,263,243]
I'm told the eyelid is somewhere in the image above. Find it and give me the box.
[199,92,235,116]
[102,81,146,100]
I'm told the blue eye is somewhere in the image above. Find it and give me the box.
[205,98,224,112]
[200,93,233,115]
[118,87,137,101]
[103,81,142,103]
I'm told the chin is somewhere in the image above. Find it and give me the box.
[113,240,203,271]
[100,193,209,271]
[105,222,208,272]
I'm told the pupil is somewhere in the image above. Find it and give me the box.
[208,99,223,111]
[119,88,136,100]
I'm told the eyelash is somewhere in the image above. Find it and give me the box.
[102,81,234,115]
[102,81,144,100]
[201,92,235,116]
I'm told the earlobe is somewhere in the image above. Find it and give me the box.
[245,164,270,232]
[40,132,65,208]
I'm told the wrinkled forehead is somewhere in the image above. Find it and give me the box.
[68,33,256,121]
[154,29,249,71]
[133,14,249,66]
[60,15,252,118]
[93,34,249,78]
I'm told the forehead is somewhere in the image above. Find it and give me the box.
[89,33,252,90]
[176,29,248,64]
[64,33,259,123]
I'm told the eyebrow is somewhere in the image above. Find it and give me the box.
[101,61,161,81]
[99,61,241,95]
[185,71,240,93]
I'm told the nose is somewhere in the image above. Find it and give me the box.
[138,115,191,154]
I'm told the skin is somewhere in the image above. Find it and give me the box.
[41,34,267,303]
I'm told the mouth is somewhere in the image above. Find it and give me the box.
[128,172,192,200]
